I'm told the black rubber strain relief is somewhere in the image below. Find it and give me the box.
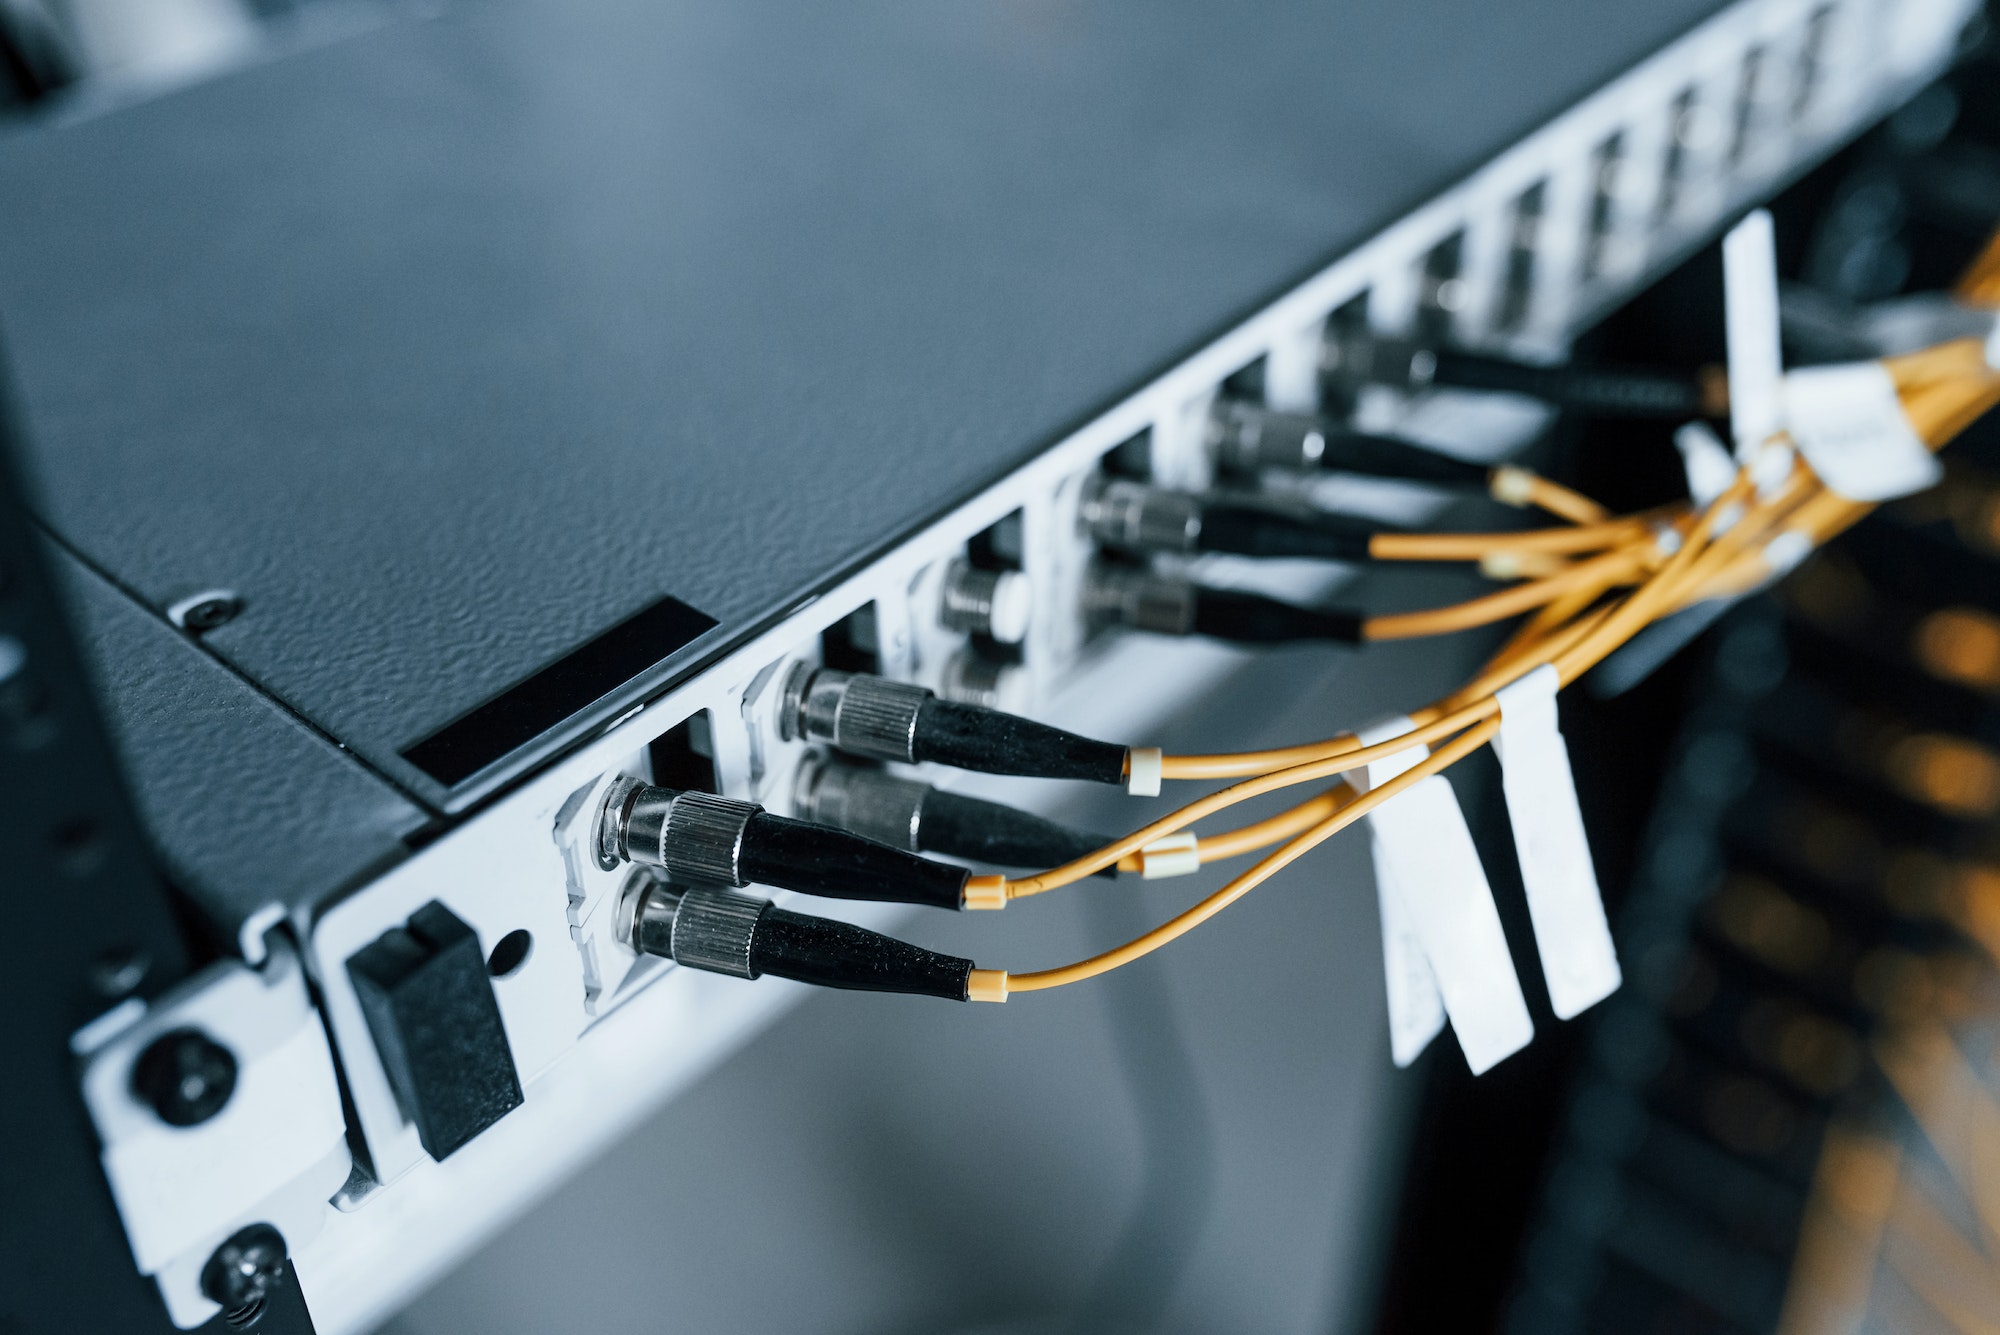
[737,812,968,910]
[1431,350,1701,418]
[918,789,1120,877]
[1190,589,1364,644]
[1321,431,1491,487]
[911,697,1129,786]
[1196,503,1375,562]
[749,907,974,1000]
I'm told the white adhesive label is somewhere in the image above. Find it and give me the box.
[1353,717,1445,1066]
[1355,717,1533,1074]
[1673,421,1736,506]
[1493,667,1621,1020]
[1374,851,1447,1065]
[1723,210,1784,460]
[1783,362,1942,502]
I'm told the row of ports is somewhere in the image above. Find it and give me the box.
[564,0,1873,1023]
[1429,2,1849,343]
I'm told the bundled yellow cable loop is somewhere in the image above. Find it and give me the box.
[969,257,2000,999]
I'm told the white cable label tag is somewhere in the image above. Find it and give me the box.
[1374,852,1447,1065]
[1493,666,1621,1020]
[1674,421,1737,506]
[1355,717,1533,1074]
[1783,362,1942,502]
[1352,718,1445,1066]
[1723,210,1784,460]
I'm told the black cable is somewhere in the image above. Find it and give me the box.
[1084,480,1380,563]
[611,783,972,909]
[1209,400,1490,486]
[625,882,975,999]
[1190,588,1364,644]
[1432,349,1706,417]
[796,760,1121,878]
[790,668,1136,787]
[1318,431,1492,486]
[917,788,1119,874]
[1328,334,1710,418]
[738,811,970,910]
[748,905,972,1000]
[912,697,1130,785]
[1195,501,1377,561]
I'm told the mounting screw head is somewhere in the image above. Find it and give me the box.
[167,589,243,633]
[200,1222,287,1326]
[131,1027,237,1126]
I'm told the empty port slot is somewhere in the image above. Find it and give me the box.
[820,607,882,675]
[1728,45,1767,168]
[1220,354,1267,402]
[1792,5,1835,123]
[649,711,719,793]
[1493,182,1545,334]
[1582,134,1625,282]
[1100,427,1153,480]
[965,510,1025,571]
[1415,230,1466,343]
[1656,87,1699,224]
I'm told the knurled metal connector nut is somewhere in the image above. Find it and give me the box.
[670,887,767,980]
[1086,480,1202,555]
[939,559,1033,645]
[801,762,929,851]
[658,790,760,887]
[829,674,930,764]
[1086,565,1196,636]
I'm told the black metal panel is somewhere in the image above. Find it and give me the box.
[0,0,1730,805]
[51,547,429,935]
[0,362,319,1333]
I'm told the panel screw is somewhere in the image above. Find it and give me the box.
[131,1027,237,1126]
[87,946,151,999]
[180,596,242,632]
[200,1223,287,1327]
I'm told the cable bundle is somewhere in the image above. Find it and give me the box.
[955,321,2000,1003]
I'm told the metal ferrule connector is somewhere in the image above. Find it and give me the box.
[1320,329,1431,391]
[795,756,928,852]
[616,786,760,885]
[938,558,1032,644]
[1207,400,1329,473]
[938,646,1026,712]
[619,879,766,980]
[1081,563,1197,636]
[798,669,930,764]
[1081,478,1202,555]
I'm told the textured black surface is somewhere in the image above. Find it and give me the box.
[347,901,524,1161]
[750,906,973,1001]
[1197,501,1378,561]
[739,811,970,911]
[0,0,1729,806]
[0,358,205,1333]
[1191,587,1365,644]
[1320,432,1493,487]
[913,697,1130,785]
[52,546,427,930]
[918,787,1118,873]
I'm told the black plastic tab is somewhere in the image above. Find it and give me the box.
[347,902,523,1160]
